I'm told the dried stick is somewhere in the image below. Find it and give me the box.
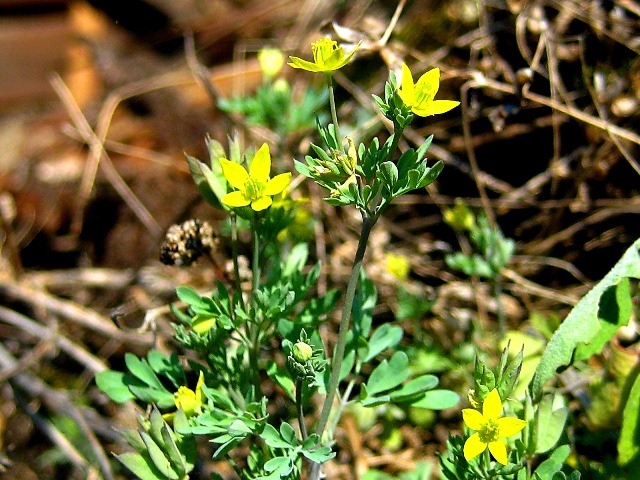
[49,73,163,239]
[0,278,152,345]
[0,305,107,374]
[0,343,114,480]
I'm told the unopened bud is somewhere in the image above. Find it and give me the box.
[292,342,313,362]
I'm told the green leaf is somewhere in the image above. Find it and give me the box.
[185,154,224,209]
[279,422,298,446]
[160,425,186,476]
[125,354,167,391]
[365,324,403,362]
[529,238,640,399]
[264,456,293,476]
[175,286,206,309]
[260,424,291,449]
[95,370,136,403]
[532,444,570,479]
[366,352,410,395]
[228,419,252,438]
[117,452,167,480]
[266,363,295,401]
[410,389,460,410]
[121,429,147,453]
[140,431,179,480]
[128,384,175,409]
[619,369,640,465]
[378,161,398,190]
[533,393,569,454]
[390,374,439,403]
[302,445,336,463]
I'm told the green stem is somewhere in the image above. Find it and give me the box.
[326,74,340,140]
[230,213,245,312]
[389,121,404,159]
[296,378,308,441]
[249,221,262,397]
[314,215,375,439]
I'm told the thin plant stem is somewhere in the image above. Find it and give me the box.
[326,74,340,140]
[296,378,308,441]
[230,213,245,312]
[314,215,375,439]
[249,220,262,397]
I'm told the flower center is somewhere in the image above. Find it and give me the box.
[244,178,265,200]
[478,419,500,443]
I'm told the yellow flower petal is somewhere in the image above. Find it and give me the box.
[192,315,216,334]
[220,158,250,190]
[497,417,528,437]
[462,408,485,431]
[287,56,323,72]
[413,100,461,117]
[222,191,250,207]
[264,172,292,195]
[251,196,273,211]
[483,389,502,420]
[249,144,271,184]
[463,433,487,461]
[414,67,440,103]
[399,63,415,106]
[195,371,205,405]
[288,39,360,73]
[488,440,509,465]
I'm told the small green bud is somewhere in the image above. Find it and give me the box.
[292,341,313,362]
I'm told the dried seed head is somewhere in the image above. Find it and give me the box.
[159,219,216,266]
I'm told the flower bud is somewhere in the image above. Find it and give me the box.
[292,341,313,362]
[258,48,285,79]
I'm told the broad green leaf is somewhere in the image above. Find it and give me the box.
[175,286,206,308]
[95,370,135,403]
[365,324,403,362]
[366,352,410,395]
[533,444,570,479]
[410,389,460,410]
[530,238,640,399]
[619,370,640,465]
[390,374,439,403]
[533,393,569,454]
[117,452,167,480]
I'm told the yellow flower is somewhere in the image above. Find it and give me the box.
[163,371,205,421]
[258,48,285,79]
[443,200,476,231]
[461,388,527,465]
[398,63,460,117]
[192,313,216,335]
[385,253,410,281]
[220,144,291,211]
[288,38,361,73]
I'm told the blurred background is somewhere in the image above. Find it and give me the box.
[0,0,639,478]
